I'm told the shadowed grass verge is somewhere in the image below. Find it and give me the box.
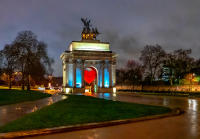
[0,89,51,106]
[0,95,171,133]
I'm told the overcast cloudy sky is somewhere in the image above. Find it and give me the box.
[0,0,200,76]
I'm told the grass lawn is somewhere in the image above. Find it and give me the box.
[0,95,171,133]
[0,89,51,106]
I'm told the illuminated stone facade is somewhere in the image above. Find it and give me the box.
[60,39,117,93]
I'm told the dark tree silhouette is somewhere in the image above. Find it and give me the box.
[140,44,166,84]
[0,51,2,75]
[13,31,54,90]
[164,49,194,85]
[116,68,126,85]
[126,60,143,86]
[1,44,18,89]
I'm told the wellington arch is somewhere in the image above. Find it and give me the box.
[60,22,117,93]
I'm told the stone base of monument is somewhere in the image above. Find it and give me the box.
[97,87,114,93]
[63,87,114,94]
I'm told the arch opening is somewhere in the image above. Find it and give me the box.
[84,66,98,93]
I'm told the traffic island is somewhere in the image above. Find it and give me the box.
[0,95,182,138]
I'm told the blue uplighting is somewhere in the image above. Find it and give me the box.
[104,68,109,88]
[98,68,102,87]
[104,93,110,98]
[76,68,82,88]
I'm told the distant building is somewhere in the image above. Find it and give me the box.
[161,66,170,82]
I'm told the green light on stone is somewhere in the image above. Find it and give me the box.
[70,41,110,51]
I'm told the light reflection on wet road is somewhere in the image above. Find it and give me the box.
[97,92,200,138]
[0,94,66,126]
[26,92,200,139]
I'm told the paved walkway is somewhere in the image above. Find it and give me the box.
[25,92,200,139]
[0,94,66,126]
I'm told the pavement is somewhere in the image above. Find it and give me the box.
[24,92,200,139]
[0,94,66,126]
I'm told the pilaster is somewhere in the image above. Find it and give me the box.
[102,60,105,88]
[73,59,77,88]
[109,60,112,87]
[81,60,85,88]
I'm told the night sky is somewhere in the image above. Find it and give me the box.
[0,0,200,76]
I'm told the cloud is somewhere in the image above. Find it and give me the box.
[101,30,142,66]
[0,0,200,76]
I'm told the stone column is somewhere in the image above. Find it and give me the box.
[65,59,69,87]
[112,60,116,86]
[81,60,85,88]
[109,60,112,88]
[102,61,105,88]
[62,62,66,88]
[73,59,77,88]
[95,61,98,92]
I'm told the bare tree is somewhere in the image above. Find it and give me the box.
[140,44,166,84]
[164,49,194,85]
[1,44,18,89]
[116,68,126,85]
[13,31,54,90]
[126,60,143,86]
[0,51,3,75]
[192,59,200,77]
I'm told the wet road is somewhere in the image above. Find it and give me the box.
[13,92,200,138]
[0,94,66,126]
